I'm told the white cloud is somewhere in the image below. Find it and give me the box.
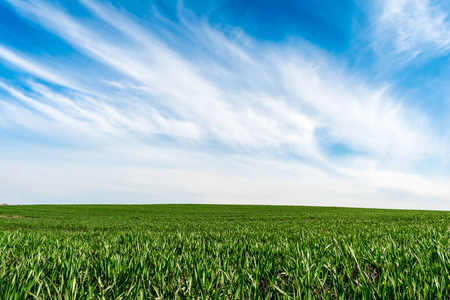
[4,0,322,157]
[2,144,450,209]
[373,0,450,62]
[5,0,434,158]
[0,45,75,88]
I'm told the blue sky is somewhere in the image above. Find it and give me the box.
[1,0,450,208]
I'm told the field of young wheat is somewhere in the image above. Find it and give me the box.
[1,204,449,299]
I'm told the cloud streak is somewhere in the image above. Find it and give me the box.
[372,0,450,62]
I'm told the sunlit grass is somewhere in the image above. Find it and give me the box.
[1,204,449,299]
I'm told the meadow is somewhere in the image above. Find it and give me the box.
[1,204,450,299]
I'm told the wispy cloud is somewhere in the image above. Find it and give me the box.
[0,0,448,207]
[372,0,450,62]
[0,45,80,89]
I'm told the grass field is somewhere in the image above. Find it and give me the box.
[1,204,450,299]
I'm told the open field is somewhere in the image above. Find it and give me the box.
[1,205,450,299]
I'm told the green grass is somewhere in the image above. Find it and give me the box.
[1,204,450,299]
